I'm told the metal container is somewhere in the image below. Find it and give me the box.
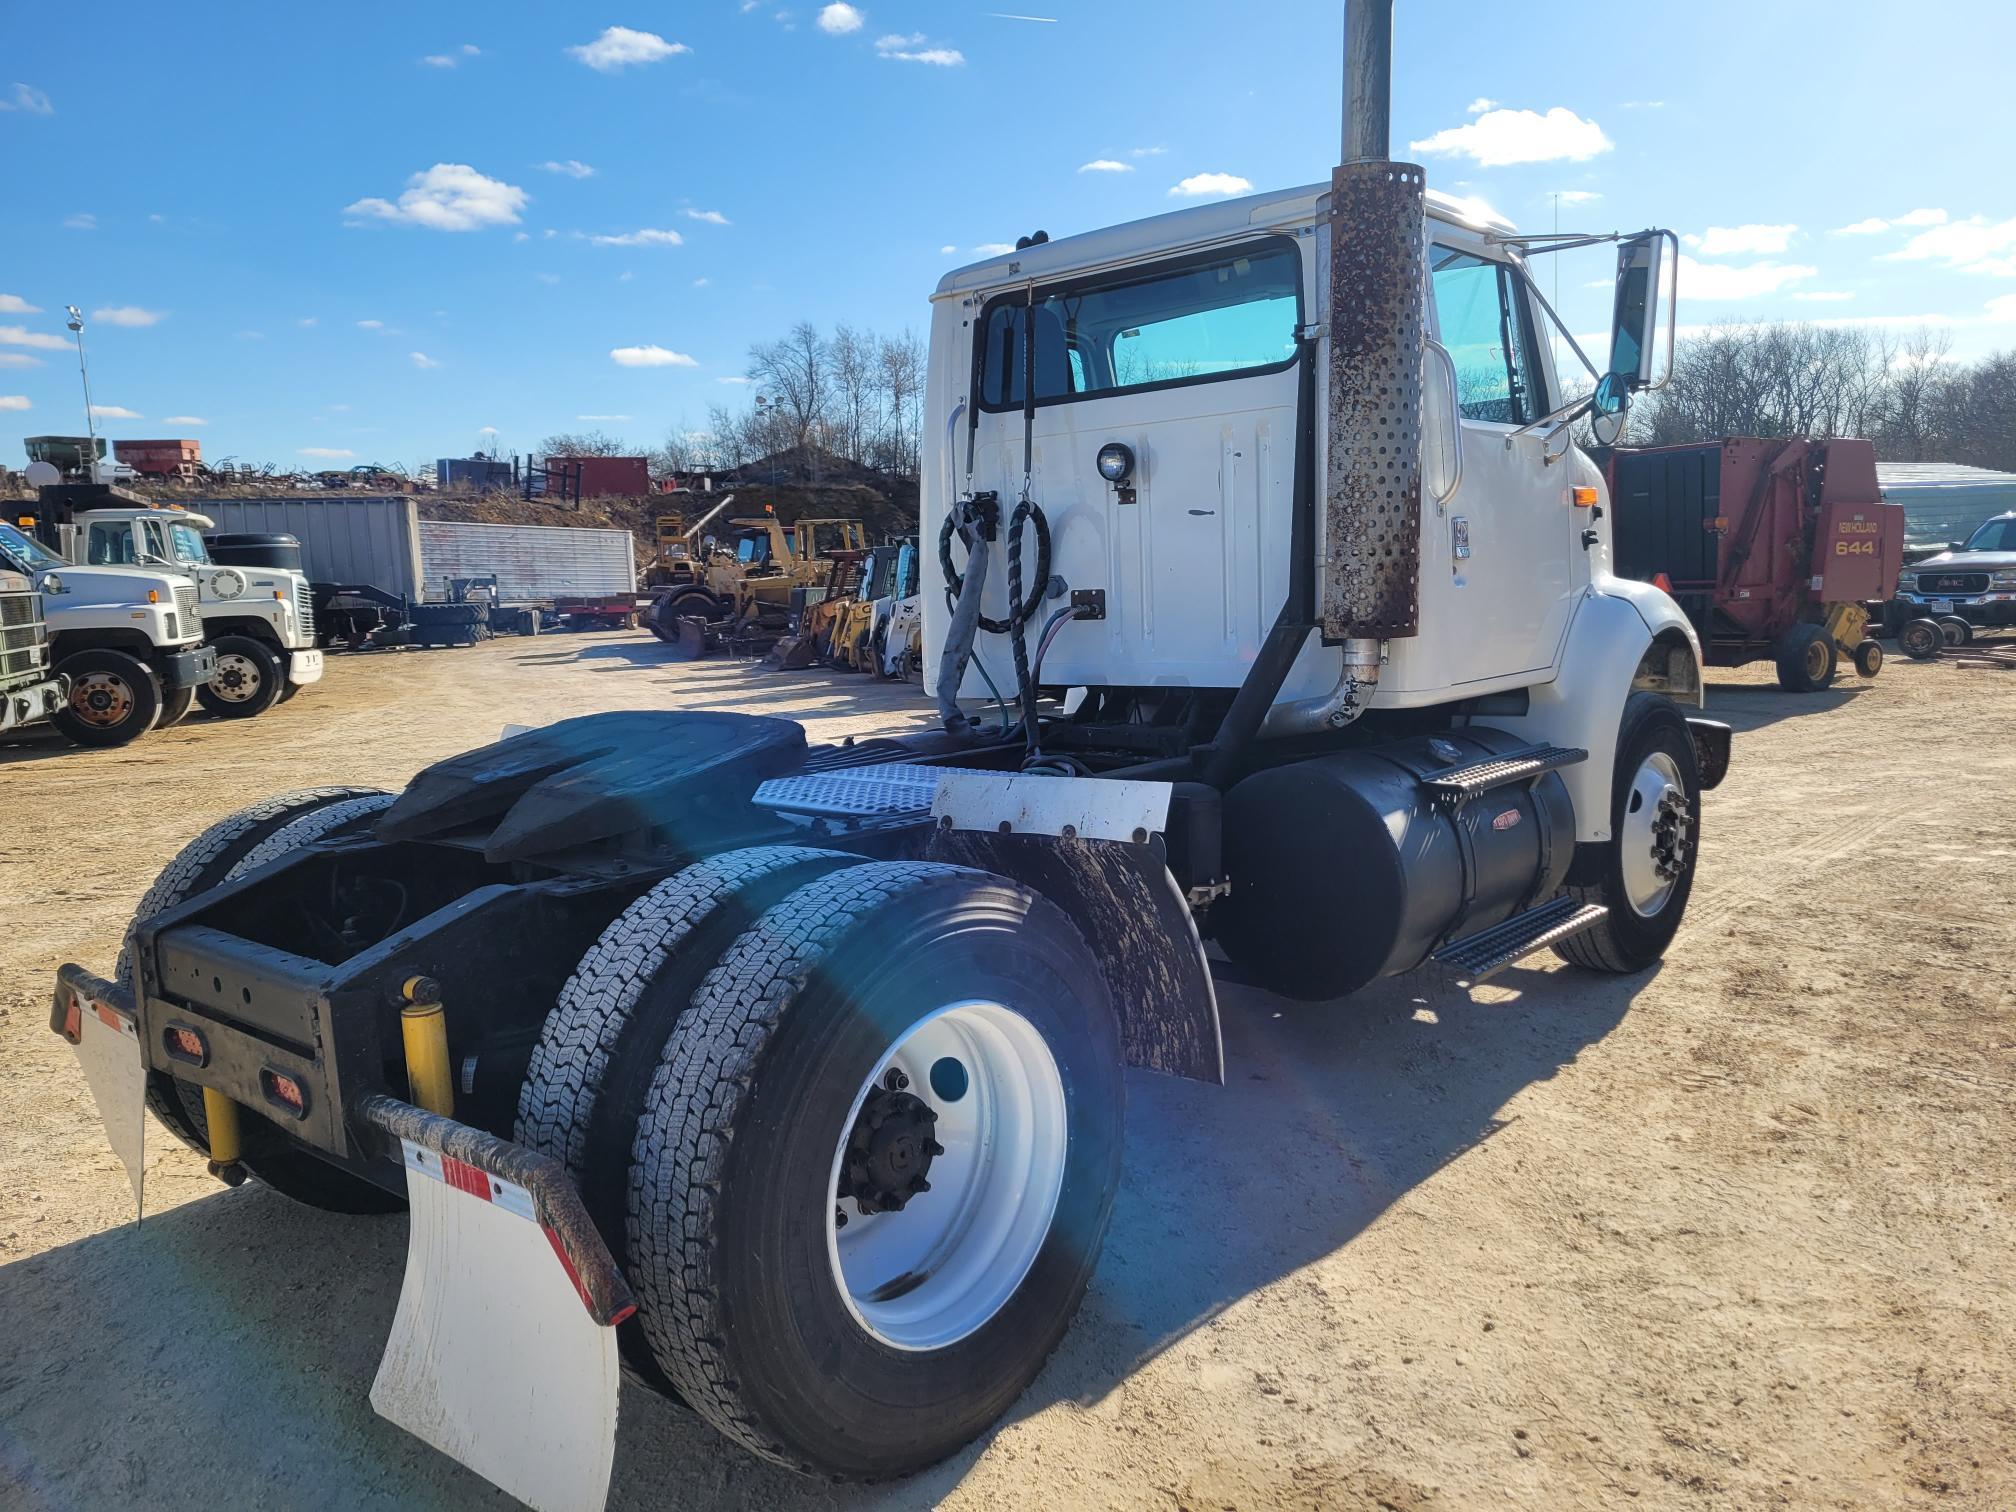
[189,496,425,598]
[1876,461,2016,554]
[416,521,637,603]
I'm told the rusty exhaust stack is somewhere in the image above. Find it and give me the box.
[1323,0,1423,649]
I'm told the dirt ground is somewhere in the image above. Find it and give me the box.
[2,631,2011,1511]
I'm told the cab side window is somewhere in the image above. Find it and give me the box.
[88,522,136,564]
[1429,245,1547,425]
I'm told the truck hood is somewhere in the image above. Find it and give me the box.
[1912,551,2016,573]
[41,563,196,608]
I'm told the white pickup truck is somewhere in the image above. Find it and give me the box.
[32,486,323,718]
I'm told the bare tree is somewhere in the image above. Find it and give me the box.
[747,321,828,455]
[537,429,634,458]
[828,324,875,464]
[876,329,925,475]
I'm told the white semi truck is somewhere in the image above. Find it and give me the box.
[0,515,216,746]
[26,485,323,717]
[52,6,1730,1508]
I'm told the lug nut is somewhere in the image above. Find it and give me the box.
[884,1068,909,1091]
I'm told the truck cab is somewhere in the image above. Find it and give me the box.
[0,513,215,746]
[0,565,67,735]
[45,489,323,717]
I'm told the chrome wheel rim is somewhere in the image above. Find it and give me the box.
[825,1000,1068,1352]
[211,652,263,702]
[70,671,135,727]
[1620,750,1691,917]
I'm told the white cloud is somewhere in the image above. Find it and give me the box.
[1695,223,1798,256]
[298,317,318,327]
[0,294,41,314]
[1789,291,1855,303]
[422,54,457,68]
[64,213,96,230]
[1835,208,1949,237]
[577,414,632,421]
[1078,159,1132,174]
[1620,99,1664,109]
[1169,172,1253,198]
[940,243,958,254]
[0,395,30,410]
[567,27,689,71]
[1676,254,1817,299]
[299,447,356,459]
[345,164,527,232]
[1410,106,1612,167]
[875,32,965,64]
[0,324,69,350]
[0,352,43,368]
[683,209,730,225]
[717,376,753,385]
[972,242,1016,256]
[238,330,265,341]
[410,351,441,369]
[610,345,697,367]
[1987,293,2016,322]
[539,159,596,179]
[590,228,684,247]
[356,319,384,329]
[536,272,561,284]
[691,276,710,287]
[1130,146,1167,157]
[161,415,208,425]
[820,4,865,34]
[90,404,142,419]
[91,305,166,327]
[1554,189,1602,205]
[1881,215,2016,275]
[0,83,53,115]
[1466,97,1497,114]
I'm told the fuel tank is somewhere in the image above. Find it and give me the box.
[1212,728,1576,1001]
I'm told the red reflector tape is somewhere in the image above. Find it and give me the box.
[544,1224,625,1322]
[62,997,81,1043]
[96,1003,125,1032]
[441,1153,491,1200]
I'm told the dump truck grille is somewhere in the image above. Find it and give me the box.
[0,588,50,684]
[175,584,201,623]
[1918,572,1988,594]
[296,591,314,641]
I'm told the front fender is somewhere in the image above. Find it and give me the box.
[1491,588,1701,843]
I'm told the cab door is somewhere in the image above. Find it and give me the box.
[1424,241,1574,682]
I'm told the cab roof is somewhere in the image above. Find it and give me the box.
[933,184,1514,300]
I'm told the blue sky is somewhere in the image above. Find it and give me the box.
[3,0,2011,467]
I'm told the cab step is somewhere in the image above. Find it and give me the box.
[1433,895,1608,983]
[1425,744,1586,806]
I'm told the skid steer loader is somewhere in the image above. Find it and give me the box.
[53,6,1728,1507]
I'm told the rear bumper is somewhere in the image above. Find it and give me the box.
[162,645,219,690]
[1,672,67,732]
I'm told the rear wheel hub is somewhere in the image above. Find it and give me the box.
[839,1084,942,1215]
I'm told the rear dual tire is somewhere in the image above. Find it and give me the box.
[520,855,1124,1480]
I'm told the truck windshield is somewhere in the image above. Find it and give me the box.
[168,522,212,564]
[1963,518,2015,552]
[0,520,65,573]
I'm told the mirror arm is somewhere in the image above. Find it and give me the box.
[1514,265,1601,382]
[1503,392,1595,451]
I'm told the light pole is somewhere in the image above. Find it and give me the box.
[65,304,100,481]
[753,394,783,498]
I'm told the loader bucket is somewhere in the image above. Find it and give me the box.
[764,634,818,671]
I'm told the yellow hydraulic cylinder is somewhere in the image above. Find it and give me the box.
[400,975,455,1117]
[203,1086,245,1184]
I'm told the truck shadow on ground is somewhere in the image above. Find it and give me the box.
[1703,677,1869,733]
[0,965,1640,1510]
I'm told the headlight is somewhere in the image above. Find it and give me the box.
[1096,442,1135,484]
[1991,570,2016,587]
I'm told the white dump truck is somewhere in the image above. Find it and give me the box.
[0,565,68,735]
[25,484,323,717]
[0,513,216,746]
[52,5,1729,1508]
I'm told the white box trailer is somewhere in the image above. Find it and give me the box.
[416,520,638,603]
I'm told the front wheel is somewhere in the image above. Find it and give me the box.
[1852,639,1884,677]
[1554,692,1702,974]
[197,635,283,718]
[627,863,1124,1479]
[1900,618,1944,660]
[51,648,162,747]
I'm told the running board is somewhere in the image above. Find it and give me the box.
[1425,744,1586,806]
[1432,896,1608,983]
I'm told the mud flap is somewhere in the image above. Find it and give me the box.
[355,1096,636,1512]
[51,967,146,1216]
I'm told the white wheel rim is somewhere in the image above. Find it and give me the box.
[825,1000,1068,1353]
[212,652,262,702]
[71,671,135,726]
[1620,750,1688,917]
